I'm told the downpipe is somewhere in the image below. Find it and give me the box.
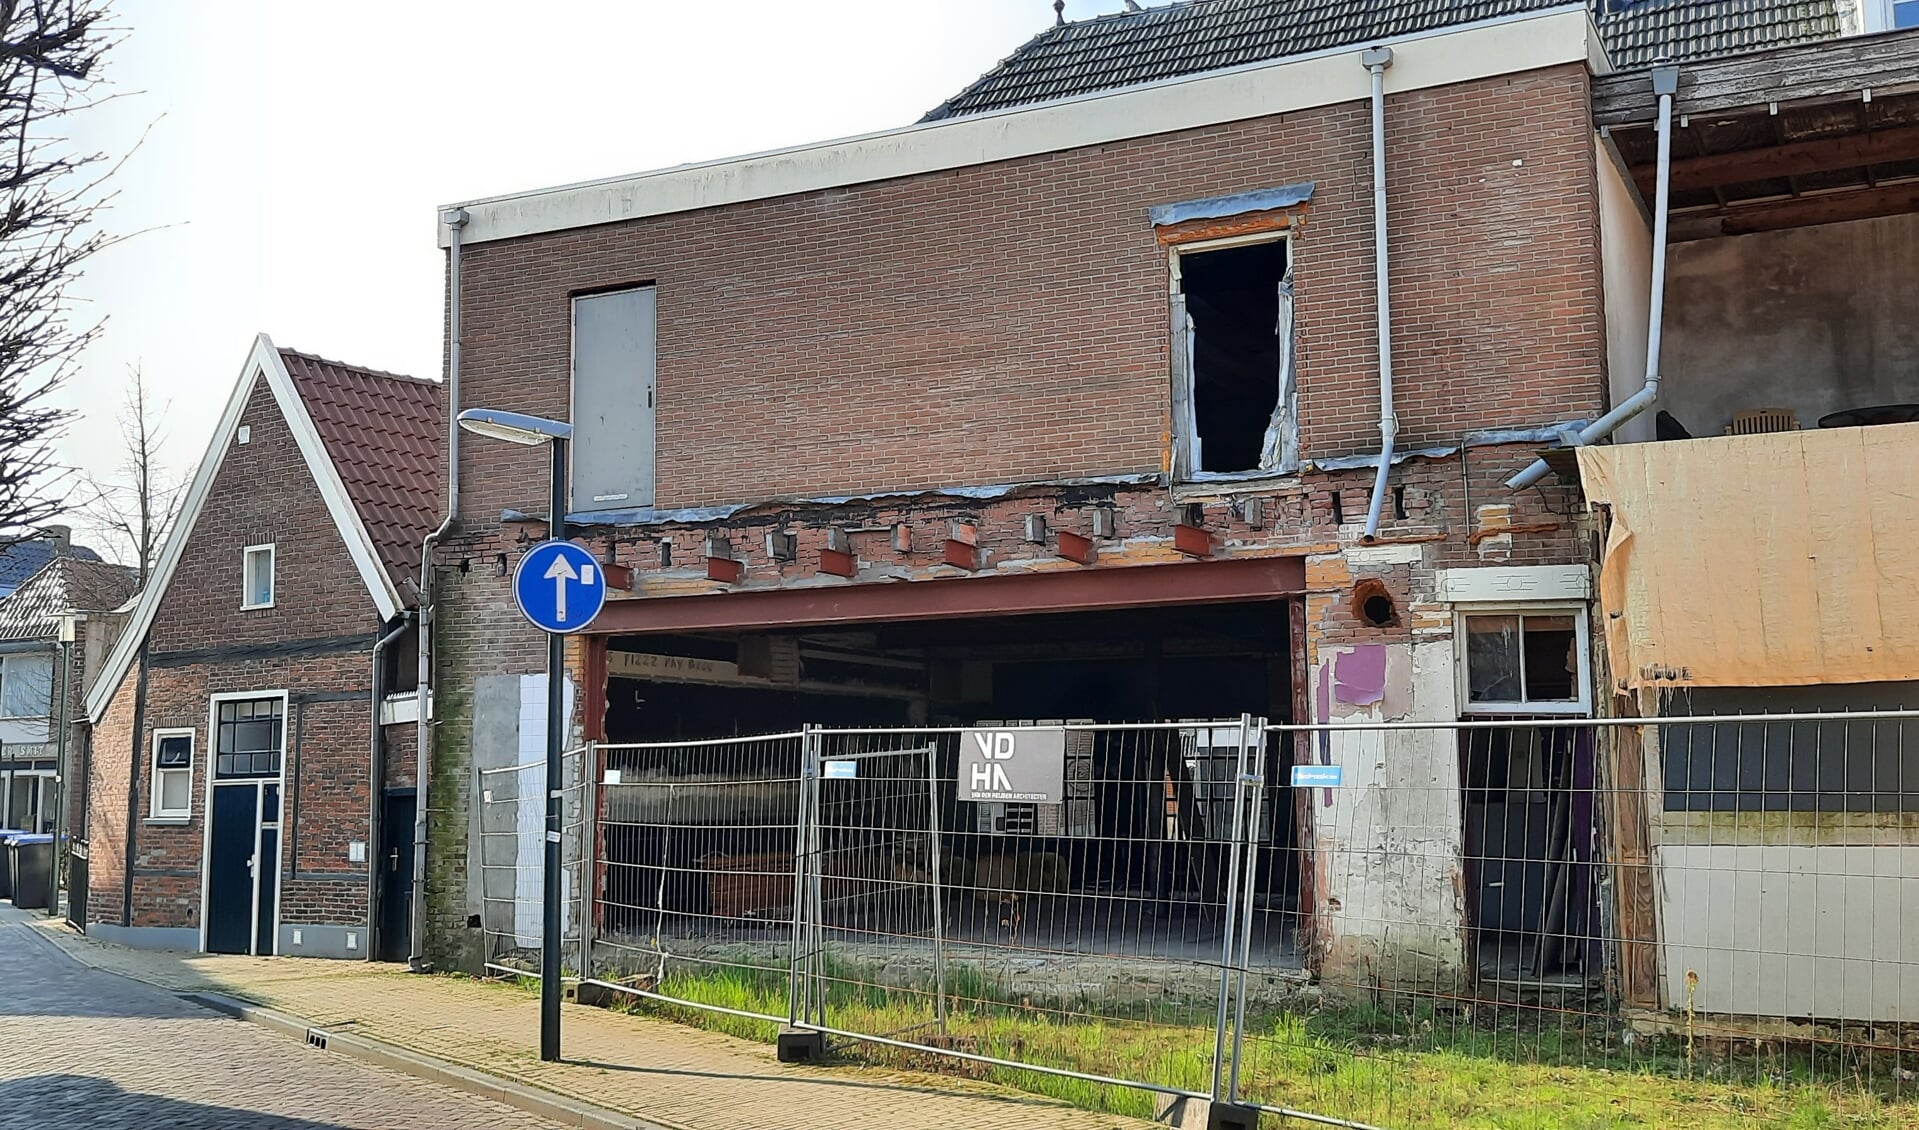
[1359,47,1398,542]
[411,206,468,971]
[1508,64,1678,490]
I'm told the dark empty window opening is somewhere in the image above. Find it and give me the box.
[1177,239,1289,475]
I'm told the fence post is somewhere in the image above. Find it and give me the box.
[579,741,598,982]
[1228,717,1268,1103]
[788,729,812,1028]
[1211,715,1255,1101]
[925,740,949,1035]
[804,725,827,1028]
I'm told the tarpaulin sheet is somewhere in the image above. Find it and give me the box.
[1577,423,1919,690]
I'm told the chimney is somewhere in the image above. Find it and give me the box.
[41,525,70,552]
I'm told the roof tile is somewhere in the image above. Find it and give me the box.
[278,349,444,600]
[922,0,1843,122]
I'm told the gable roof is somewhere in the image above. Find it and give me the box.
[0,557,138,642]
[279,349,444,598]
[86,335,441,723]
[921,0,1843,122]
[0,537,101,598]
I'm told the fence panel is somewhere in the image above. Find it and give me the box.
[477,746,587,978]
[795,721,1272,1115]
[585,731,806,1025]
[1229,711,1919,1130]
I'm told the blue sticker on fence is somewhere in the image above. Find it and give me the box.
[1291,764,1344,788]
[824,760,858,780]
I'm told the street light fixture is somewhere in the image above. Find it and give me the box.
[455,406,572,1063]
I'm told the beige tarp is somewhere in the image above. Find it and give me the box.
[1577,423,1919,690]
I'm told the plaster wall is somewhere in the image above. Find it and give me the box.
[1596,136,1652,444]
[1659,212,1919,437]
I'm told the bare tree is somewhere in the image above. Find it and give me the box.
[0,0,116,544]
[80,362,180,581]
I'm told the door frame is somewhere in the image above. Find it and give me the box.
[198,689,289,955]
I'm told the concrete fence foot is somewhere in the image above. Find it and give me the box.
[1155,1095,1261,1130]
[776,1028,825,1063]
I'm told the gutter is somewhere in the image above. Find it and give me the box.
[1359,46,1398,542]
[367,613,413,961]
[411,206,468,971]
[1508,64,1679,490]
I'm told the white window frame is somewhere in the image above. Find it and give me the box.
[1864,0,1919,30]
[0,652,55,721]
[1166,230,1296,484]
[241,543,276,610]
[1455,604,1592,716]
[150,727,196,821]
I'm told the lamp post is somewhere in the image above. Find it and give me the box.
[456,408,574,1063]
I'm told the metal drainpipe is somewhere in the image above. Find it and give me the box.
[1359,46,1397,542]
[367,614,413,961]
[1508,64,1679,490]
[411,206,468,971]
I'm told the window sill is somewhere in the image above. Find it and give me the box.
[143,816,191,826]
[239,602,275,611]
[1171,471,1301,500]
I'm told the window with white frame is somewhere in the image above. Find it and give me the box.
[1459,609,1591,714]
[1897,0,1919,28]
[151,729,195,819]
[242,544,275,609]
[0,653,54,719]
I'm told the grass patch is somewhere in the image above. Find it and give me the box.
[557,962,1919,1129]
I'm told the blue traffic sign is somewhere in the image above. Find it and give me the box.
[512,539,608,633]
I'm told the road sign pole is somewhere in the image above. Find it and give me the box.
[541,435,567,1063]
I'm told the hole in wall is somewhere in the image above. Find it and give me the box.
[1351,578,1399,628]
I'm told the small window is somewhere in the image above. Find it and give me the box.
[242,544,275,609]
[152,730,195,819]
[1171,237,1296,478]
[1895,0,1919,28]
[216,697,284,778]
[1460,609,1590,715]
[0,654,54,719]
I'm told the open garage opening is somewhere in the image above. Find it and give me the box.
[592,598,1306,984]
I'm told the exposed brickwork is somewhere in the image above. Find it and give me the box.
[452,64,1603,521]
[430,65,1612,969]
[85,368,417,946]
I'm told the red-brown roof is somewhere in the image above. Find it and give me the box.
[279,349,444,601]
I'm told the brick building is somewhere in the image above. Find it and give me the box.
[83,336,441,961]
[420,0,1915,1018]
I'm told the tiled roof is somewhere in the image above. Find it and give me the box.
[279,349,444,600]
[0,538,100,597]
[0,557,137,642]
[921,0,1843,122]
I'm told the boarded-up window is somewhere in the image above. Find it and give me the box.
[572,287,658,511]
[1661,684,1919,812]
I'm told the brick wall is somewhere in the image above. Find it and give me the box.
[428,64,1612,969]
[83,369,403,939]
[453,64,1604,523]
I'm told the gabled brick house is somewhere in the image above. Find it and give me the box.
[83,335,441,960]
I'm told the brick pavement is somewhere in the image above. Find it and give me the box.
[0,911,559,1129]
[19,912,1154,1130]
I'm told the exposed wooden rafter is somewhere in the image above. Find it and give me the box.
[1668,181,1919,241]
[1636,123,1919,195]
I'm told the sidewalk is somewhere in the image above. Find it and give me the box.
[22,914,1154,1130]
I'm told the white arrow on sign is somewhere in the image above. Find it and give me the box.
[544,554,578,623]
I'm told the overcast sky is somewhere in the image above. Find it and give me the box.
[58,0,1129,552]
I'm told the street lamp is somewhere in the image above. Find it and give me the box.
[455,407,573,1063]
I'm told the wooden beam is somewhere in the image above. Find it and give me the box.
[1593,28,1919,127]
[1631,124,1919,194]
[1668,180,1919,240]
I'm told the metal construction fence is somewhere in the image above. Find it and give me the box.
[478,745,590,979]
[492,711,1919,1128]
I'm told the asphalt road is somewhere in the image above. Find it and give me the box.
[0,916,561,1129]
